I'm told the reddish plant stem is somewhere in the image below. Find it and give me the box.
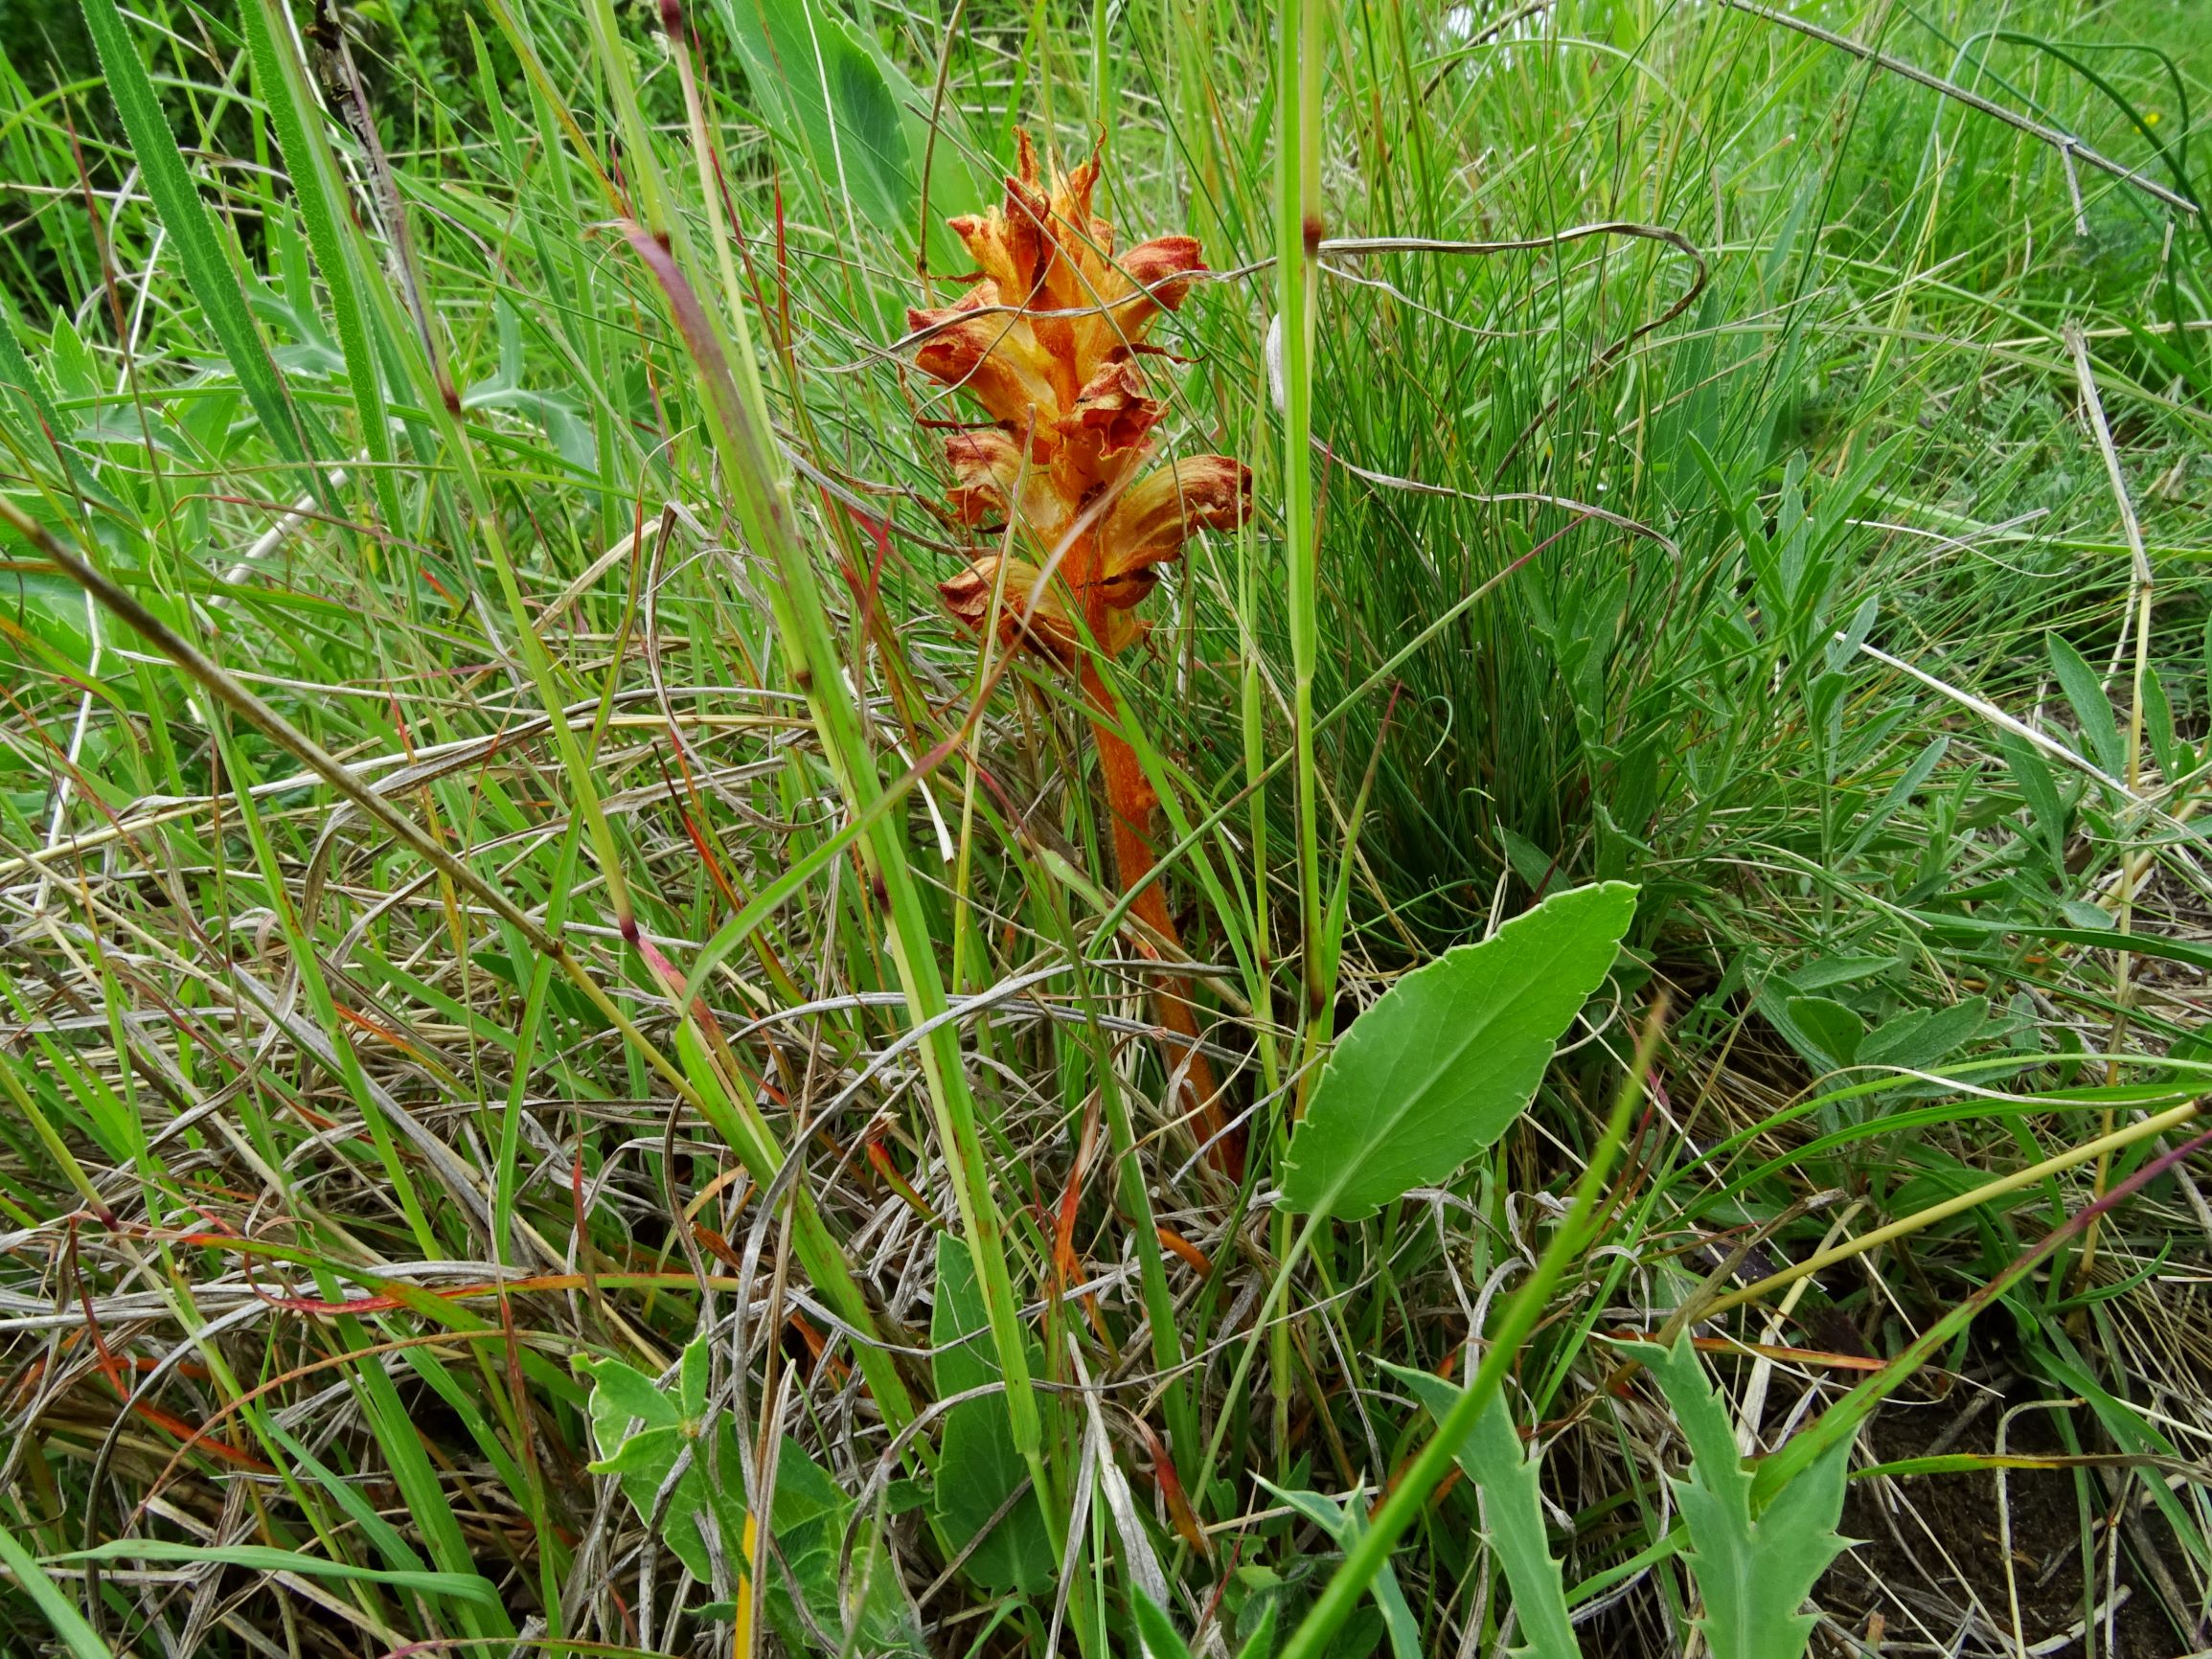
[1077,648,1243,1181]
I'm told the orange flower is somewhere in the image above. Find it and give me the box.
[1096,454,1253,609]
[939,556,1142,663]
[912,135,1247,662]
[908,283,1060,439]
[910,132,1251,1180]
[943,430,1068,539]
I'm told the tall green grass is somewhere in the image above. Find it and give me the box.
[3,0,2211,1653]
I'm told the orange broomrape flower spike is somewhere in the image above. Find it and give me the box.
[911,134,1251,1180]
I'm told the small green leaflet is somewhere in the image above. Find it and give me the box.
[1284,883,1636,1218]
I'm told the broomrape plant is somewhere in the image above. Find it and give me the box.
[909,133,1253,1175]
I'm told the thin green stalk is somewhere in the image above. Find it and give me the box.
[1278,0,1324,1052]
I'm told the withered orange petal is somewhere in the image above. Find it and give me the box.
[1003,177,1052,298]
[948,214,1022,296]
[1052,375,1162,500]
[1098,454,1252,584]
[1052,138,1103,235]
[943,429,1069,536]
[1095,565,1161,611]
[941,556,1081,661]
[1119,236,1208,311]
[1060,359,1161,453]
[909,293,1062,433]
[943,429,1023,523]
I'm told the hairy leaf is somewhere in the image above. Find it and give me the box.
[2045,632,2123,780]
[1134,1590,1197,1659]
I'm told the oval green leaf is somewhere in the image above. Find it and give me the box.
[1283,881,1636,1219]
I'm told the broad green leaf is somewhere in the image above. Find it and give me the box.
[580,1339,922,1652]
[1283,882,1636,1218]
[1625,1337,1852,1659]
[1393,1364,1581,1659]
[51,1540,500,1609]
[722,0,915,239]
[762,1439,924,1656]
[581,1345,742,1584]
[1784,956,1896,993]
[1857,998,1986,1073]
[1781,995,1863,1071]
[679,1335,711,1420]
[929,1235,1054,1593]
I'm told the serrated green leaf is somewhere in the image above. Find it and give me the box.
[1392,1363,1582,1659]
[1284,882,1636,1218]
[1625,1337,1852,1659]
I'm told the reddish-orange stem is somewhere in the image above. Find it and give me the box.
[1080,653,1243,1180]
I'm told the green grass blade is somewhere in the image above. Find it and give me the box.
[0,1516,111,1659]
[77,0,323,494]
